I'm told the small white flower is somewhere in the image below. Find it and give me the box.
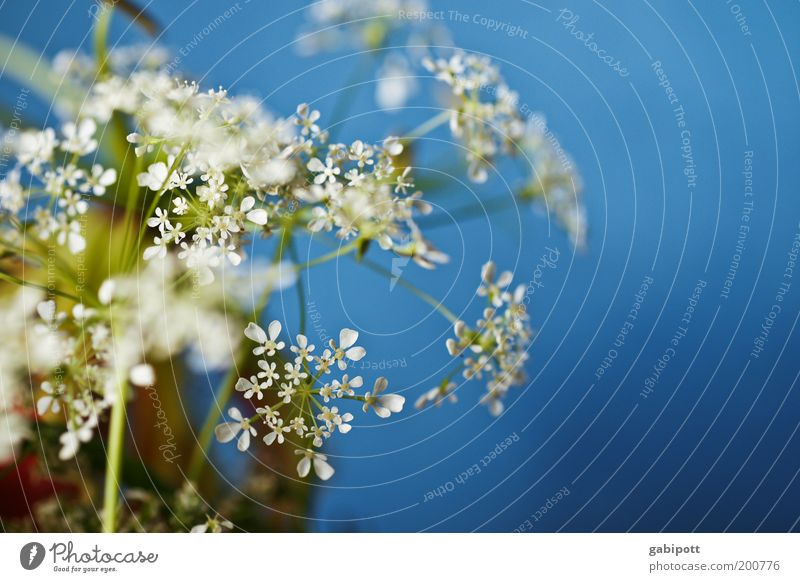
[81,164,117,196]
[283,362,307,385]
[235,375,265,400]
[307,156,340,184]
[329,328,366,370]
[172,196,189,215]
[257,360,280,388]
[363,377,405,418]
[291,334,315,363]
[295,448,334,480]
[214,407,257,452]
[262,418,290,445]
[245,320,285,356]
[191,515,233,533]
[61,119,97,155]
[37,381,63,415]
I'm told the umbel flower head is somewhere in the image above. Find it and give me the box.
[215,320,406,480]
[431,261,533,416]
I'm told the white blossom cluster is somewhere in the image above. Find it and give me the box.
[11,257,242,462]
[422,51,527,183]
[439,261,533,416]
[56,57,439,283]
[296,0,429,55]
[520,120,586,249]
[423,50,587,247]
[216,321,405,480]
[0,119,117,254]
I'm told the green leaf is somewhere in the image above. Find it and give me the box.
[0,34,82,109]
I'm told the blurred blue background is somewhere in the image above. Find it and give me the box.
[2,0,799,532]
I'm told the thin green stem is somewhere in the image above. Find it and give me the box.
[418,195,519,230]
[294,240,360,270]
[350,255,459,324]
[288,237,306,336]
[186,348,248,482]
[187,223,291,482]
[0,270,84,304]
[101,330,128,532]
[94,5,113,78]
[403,111,451,143]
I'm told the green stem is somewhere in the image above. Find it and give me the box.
[351,255,459,324]
[101,337,128,532]
[404,111,451,143]
[187,223,291,482]
[288,237,306,335]
[418,195,519,230]
[94,5,113,78]
[186,349,248,482]
[294,240,360,270]
[0,270,85,304]
[326,52,376,143]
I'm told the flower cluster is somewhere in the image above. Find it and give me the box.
[437,261,533,415]
[0,119,117,254]
[423,51,526,183]
[216,321,405,480]
[42,47,443,284]
[16,256,242,462]
[519,119,586,248]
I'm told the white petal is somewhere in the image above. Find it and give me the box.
[244,322,267,343]
[307,158,325,173]
[268,320,282,340]
[214,422,240,443]
[98,279,115,305]
[297,456,311,478]
[228,407,243,421]
[237,430,251,451]
[378,394,405,413]
[36,300,56,322]
[314,457,335,480]
[339,328,358,349]
[240,196,255,211]
[345,346,366,361]
[246,208,268,226]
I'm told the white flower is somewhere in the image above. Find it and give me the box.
[262,418,290,445]
[295,448,334,480]
[190,515,233,533]
[235,375,265,400]
[332,374,362,398]
[257,360,280,388]
[307,156,340,184]
[295,103,320,136]
[415,381,458,409]
[81,164,117,196]
[37,381,63,415]
[245,320,285,356]
[143,236,169,261]
[137,161,178,191]
[283,362,307,385]
[290,334,315,363]
[172,196,189,215]
[329,328,366,370]
[362,377,405,418]
[214,407,257,452]
[61,119,97,155]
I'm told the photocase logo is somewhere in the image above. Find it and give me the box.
[19,542,46,570]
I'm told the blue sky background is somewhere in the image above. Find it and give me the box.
[2,0,799,532]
